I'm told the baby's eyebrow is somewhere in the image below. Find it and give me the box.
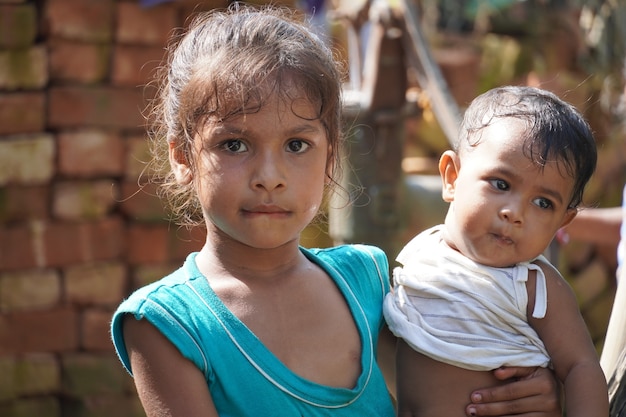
[536,185,565,205]
[491,166,566,204]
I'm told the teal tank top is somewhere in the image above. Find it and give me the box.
[111,244,394,416]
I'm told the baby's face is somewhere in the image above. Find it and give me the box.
[441,118,577,267]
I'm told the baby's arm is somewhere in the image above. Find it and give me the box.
[122,316,219,417]
[378,324,562,416]
[528,260,609,417]
[377,324,397,397]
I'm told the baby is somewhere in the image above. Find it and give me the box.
[384,86,609,417]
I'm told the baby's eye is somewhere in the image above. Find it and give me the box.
[221,139,247,153]
[286,139,310,154]
[533,197,553,210]
[489,179,509,191]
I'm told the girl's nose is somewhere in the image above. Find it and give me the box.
[250,153,286,191]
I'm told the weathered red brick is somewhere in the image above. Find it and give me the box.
[0,92,45,135]
[125,133,152,180]
[119,182,167,222]
[112,44,165,87]
[43,218,125,267]
[0,308,79,354]
[126,224,169,265]
[65,262,126,306]
[57,130,124,177]
[53,180,120,220]
[0,269,61,313]
[131,263,180,290]
[0,219,126,271]
[65,394,144,417]
[168,225,204,261]
[87,217,127,262]
[0,356,15,401]
[48,86,146,129]
[11,353,61,396]
[44,0,114,42]
[0,134,55,186]
[0,223,39,271]
[116,2,178,46]
[48,40,110,84]
[0,185,49,222]
[81,309,116,351]
[61,353,128,396]
[0,4,37,48]
[0,396,61,417]
[37,222,84,267]
[0,45,48,90]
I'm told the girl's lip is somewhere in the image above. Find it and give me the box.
[243,204,290,214]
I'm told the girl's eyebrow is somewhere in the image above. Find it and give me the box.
[287,122,324,135]
[205,122,247,137]
[211,125,242,135]
[212,120,324,136]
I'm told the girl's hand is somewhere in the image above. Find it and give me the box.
[466,366,561,417]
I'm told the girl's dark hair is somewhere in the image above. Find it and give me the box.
[147,4,344,226]
[456,86,597,208]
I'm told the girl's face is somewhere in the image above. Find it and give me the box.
[172,90,330,251]
[440,118,577,267]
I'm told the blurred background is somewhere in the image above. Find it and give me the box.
[0,0,624,416]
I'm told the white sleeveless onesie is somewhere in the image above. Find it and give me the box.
[383,225,551,370]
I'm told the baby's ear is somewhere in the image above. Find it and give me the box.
[439,150,459,202]
[169,142,192,184]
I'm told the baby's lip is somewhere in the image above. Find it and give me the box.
[491,232,514,245]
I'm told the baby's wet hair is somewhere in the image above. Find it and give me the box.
[456,86,597,208]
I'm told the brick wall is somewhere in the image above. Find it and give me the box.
[0,1,294,416]
[1,1,622,416]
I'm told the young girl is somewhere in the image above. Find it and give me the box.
[111,6,563,416]
[385,86,609,417]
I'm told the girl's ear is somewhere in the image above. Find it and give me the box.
[439,150,460,203]
[560,208,578,229]
[169,142,192,185]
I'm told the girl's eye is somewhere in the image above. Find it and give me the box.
[221,139,247,153]
[489,179,509,191]
[286,139,310,154]
[533,197,553,210]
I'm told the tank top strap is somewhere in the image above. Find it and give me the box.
[525,262,548,319]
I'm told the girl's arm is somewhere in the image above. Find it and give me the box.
[122,316,219,417]
[527,260,609,417]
